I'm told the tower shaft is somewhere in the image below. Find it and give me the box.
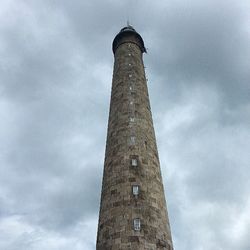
[97,26,173,250]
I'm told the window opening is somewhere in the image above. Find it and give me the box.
[130,136,136,145]
[133,218,141,231]
[131,158,138,167]
[132,185,139,196]
[130,117,135,122]
[129,85,136,92]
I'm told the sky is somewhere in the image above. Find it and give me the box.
[0,0,250,249]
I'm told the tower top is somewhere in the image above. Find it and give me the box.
[112,25,146,54]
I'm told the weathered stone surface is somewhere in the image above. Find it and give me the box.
[96,27,173,250]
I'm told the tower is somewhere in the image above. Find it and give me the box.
[97,26,173,250]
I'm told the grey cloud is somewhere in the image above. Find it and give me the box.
[0,0,249,249]
[144,0,250,109]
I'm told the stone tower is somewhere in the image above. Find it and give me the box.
[97,26,173,250]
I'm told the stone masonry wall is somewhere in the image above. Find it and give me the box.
[96,32,173,250]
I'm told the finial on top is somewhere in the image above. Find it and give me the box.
[126,20,134,30]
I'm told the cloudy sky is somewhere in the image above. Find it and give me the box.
[0,0,250,249]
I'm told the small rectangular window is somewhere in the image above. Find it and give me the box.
[133,218,141,231]
[131,158,138,166]
[132,185,139,195]
[129,74,132,78]
[131,136,135,144]
[130,101,133,105]
[129,136,136,145]
[129,85,136,92]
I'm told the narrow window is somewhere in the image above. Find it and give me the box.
[129,74,132,78]
[129,85,136,92]
[133,218,141,231]
[131,158,138,167]
[130,136,136,145]
[130,101,133,105]
[132,185,139,196]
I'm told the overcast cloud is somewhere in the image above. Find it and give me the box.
[0,0,249,249]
